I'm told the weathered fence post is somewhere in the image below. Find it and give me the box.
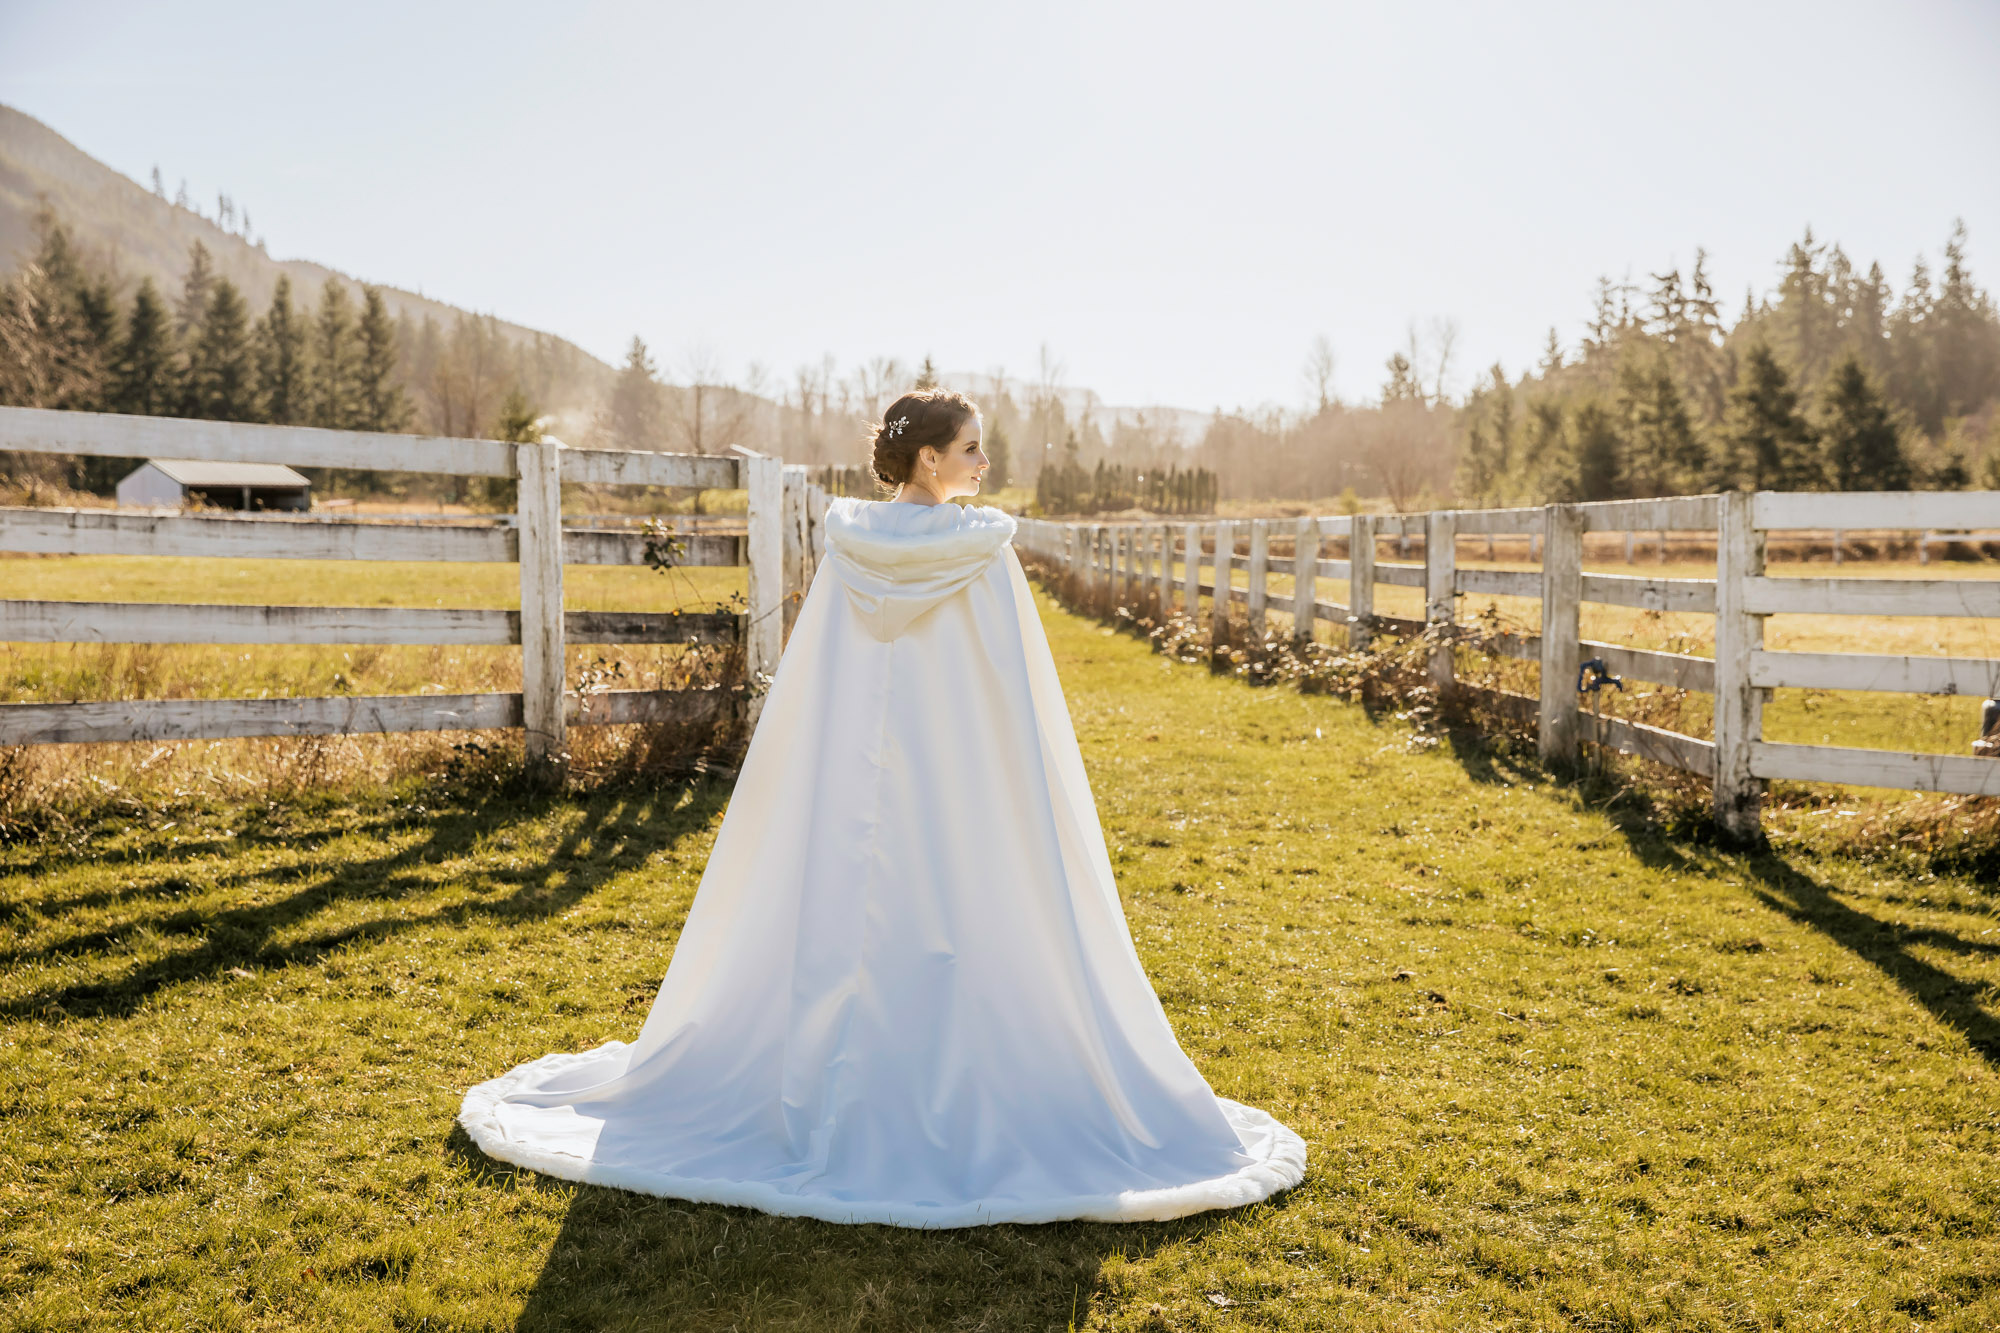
[1097,525,1111,611]
[1211,519,1235,646]
[1103,527,1116,608]
[1155,525,1173,618]
[1293,515,1318,645]
[781,464,807,644]
[1348,514,1375,648]
[1112,526,1125,610]
[806,481,829,570]
[517,436,566,781]
[1537,503,1582,765]
[1426,509,1458,690]
[1131,526,1144,608]
[1713,490,1766,839]
[1094,524,1104,597]
[1138,525,1152,610]
[1246,518,1268,640]
[1181,521,1200,617]
[743,455,785,729]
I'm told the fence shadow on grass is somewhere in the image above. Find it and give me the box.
[1743,854,2000,1066]
[472,1139,1248,1333]
[3,778,731,1022]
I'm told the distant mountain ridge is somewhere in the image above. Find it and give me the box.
[0,104,613,409]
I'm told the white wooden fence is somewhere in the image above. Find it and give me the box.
[1016,490,2000,837]
[0,406,836,777]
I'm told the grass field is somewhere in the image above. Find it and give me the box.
[3,578,1997,1330]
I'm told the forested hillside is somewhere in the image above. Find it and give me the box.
[0,105,609,490]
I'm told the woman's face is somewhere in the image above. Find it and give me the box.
[918,416,990,500]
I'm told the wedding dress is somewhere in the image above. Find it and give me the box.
[459,496,1306,1227]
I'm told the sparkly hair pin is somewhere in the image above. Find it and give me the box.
[885,416,909,439]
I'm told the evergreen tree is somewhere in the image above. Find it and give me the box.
[252,275,308,424]
[1572,401,1623,501]
[1819,354,1910,490]
[984,413,1012,490]
[494,387,542,442]
[1850,260,1891,374]
[113,278,178,415]
[475,387,540,509]
[1885,257,1940,434]
[187,279,254,421]
[1518,399,1566,493]
[174,241,214,339]
[1774,228,1835,386]
[914,356,939,391]
[1925,446,1971,491]
[0,210,114,412]
[1537,329,1564,375]
[605,336,664,450]
[1456,364,1514,502]
[1933,220,2000,421]
[309,279,358,428]
[1620,357,1702,495]
[39,207,118,408]
[1718,343,1817,490]
[353,286,410,431]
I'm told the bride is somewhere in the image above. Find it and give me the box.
[460,388,1306,1227]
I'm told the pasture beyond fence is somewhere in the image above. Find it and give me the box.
[1015,491,2000,838]
[0,405,838,777]
[5,407,1996,837]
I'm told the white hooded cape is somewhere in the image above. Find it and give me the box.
[459,496,1306,1227]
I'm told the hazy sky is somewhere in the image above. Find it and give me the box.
[4,1,1998,413]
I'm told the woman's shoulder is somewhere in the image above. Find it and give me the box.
[828,497,1015,535]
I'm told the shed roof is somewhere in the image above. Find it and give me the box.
[140,459,312,488]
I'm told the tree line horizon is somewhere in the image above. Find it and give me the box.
[3,205,1996,512]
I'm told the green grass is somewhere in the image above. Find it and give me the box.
[3,582,1998,1330]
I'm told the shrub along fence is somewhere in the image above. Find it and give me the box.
[1014,491,2000,838]
[0,405,835,779]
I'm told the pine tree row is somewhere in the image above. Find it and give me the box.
[1035,435,1216,516]
[1,211,411,488]
[1458,225,2000,503]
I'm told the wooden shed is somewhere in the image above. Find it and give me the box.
[116,458,312,512]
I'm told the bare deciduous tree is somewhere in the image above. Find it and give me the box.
[1303,334,1337,413]
[669,343,751,455]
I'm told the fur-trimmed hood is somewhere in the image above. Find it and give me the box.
[821,497,1018,641]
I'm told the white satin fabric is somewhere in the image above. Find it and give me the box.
[459,496,1306,1227]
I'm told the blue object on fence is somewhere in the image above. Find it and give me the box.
[1577,658,1625,694]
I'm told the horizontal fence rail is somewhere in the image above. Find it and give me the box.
[0,687,734,747]
[0,506,743,567]
[1015,487,2000,838]
[0,601,738,646]
[0,406,831,773]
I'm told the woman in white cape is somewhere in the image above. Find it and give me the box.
[460,388,1306,1228]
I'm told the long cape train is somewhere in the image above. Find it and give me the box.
[459,497,1306,1227]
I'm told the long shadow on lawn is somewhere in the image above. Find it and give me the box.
[452,1124,1237,1333]
[1744,854,2000,1065]
[4,780,730,1022]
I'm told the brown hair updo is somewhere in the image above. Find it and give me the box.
[868,388,980,492]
